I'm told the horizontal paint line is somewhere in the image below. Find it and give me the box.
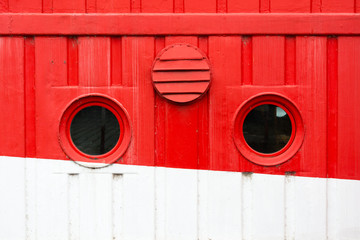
[0,13,360,35]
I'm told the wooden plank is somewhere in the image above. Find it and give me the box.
[337,36,360,180]
[24,37,36,157]
[130,0,141,12]
[206,171,242,239]
[8,0,41,12]
[217,0,227,13]
[67,37,79,86]
[0,37,25,157]
[296,36,327,178]
[0,157,26,240]
[253,36,285,86]
[121,36,136,87]
[121,167,155,239]
[184,0,216,12]
[162,168,198,239]
[1,14,360,35]
[328,179,360,239]
[53,0,85,12]
[285,36,296,85]
[142,0,172,12]
[271,0,311,12]
[311,0,322,12]
[154,37,166,167]
[0,0,9,12]
[111,37,122,86]
[241,36,252,85]
[251,174,285,239]
[208,36,241,171]
[78,37,111,87]
[174,0,184,12]
[34,37,68,87]
[327,37,338,179]
[160,36,199,169]
[96,0,131,13]
[42,0,53,13]
[228,0,259,12]
[260,0,270,13]
[294,177,327,239]
[132,37,155,166]
[322,0,355,12]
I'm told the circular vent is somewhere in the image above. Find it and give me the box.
[152,44,211,104]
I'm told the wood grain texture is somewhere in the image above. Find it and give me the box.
[271,0,311,12]
[208,36,241,171]
[78,37,111,87]
[24,37,36,157]
[1,14,360,35]
[0,37,25,157]
[228,0,259,12]
[336,37,360,179]
[252,36,285,86]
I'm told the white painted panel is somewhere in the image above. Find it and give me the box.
[242,173,253,240]
[68,173,80,240]
[294,176,327,240]
[251,174,285,240]
[25,157,38,240]
[78,173,113,240]
[0,157,26,240]
[162,168,198,240]
[206,171,242,240]
[35,159,69,240]
[112,173,123,240]
[0,157,360,240]
[197,170,208,240]
[284,174,295,240]
[328,178,360,240]
[155,167,166,240]
[121,165,155,240]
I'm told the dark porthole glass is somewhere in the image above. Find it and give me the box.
[242,104,292,154]
[70,106,120,156]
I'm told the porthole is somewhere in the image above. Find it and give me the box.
[233,93,304,166]
[59,94,131,168]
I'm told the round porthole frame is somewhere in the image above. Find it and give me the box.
[59,94,132,168]
[233,93,304,166]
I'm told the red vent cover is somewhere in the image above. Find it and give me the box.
[152,44,211,104]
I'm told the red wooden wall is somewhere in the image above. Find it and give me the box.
[0,0,359,180]
[1,0,360,13]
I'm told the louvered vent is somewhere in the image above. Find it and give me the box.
[152,44,211,104]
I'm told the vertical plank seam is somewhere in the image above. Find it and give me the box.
[241,173,253,240]
[24,37,36,157]
[326,36,338,240]
[112,173,123,240]
[68,173,80,240]
[284,174,295,240]
[354,0,357,13]
[241,36,253,85]
[108,37,112,86]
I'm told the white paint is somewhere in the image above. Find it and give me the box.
[0,156,360,240]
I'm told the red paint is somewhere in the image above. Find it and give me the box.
[24,37,36,157]
[59,94,132,166]
[0,1,359,181]
[233,93,304,166]
[0,14,360,35]
[152,44,211,104]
